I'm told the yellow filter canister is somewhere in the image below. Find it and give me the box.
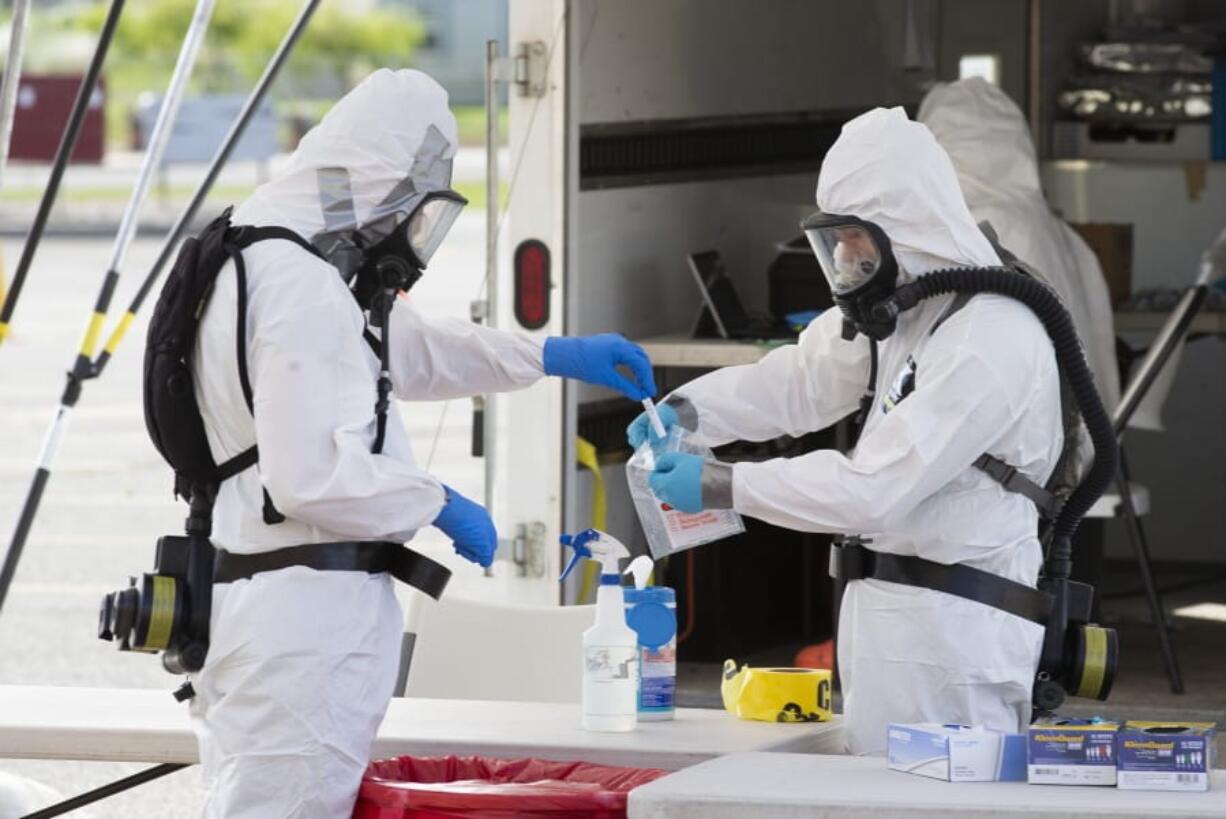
[721,660,833,723]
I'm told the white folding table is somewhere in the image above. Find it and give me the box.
[0,685,843,770]
[629,751,1226,818]
[0,685,843,815]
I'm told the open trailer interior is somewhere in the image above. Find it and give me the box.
[486,0,1226,682]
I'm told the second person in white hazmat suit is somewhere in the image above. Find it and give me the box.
[189,69,656,818]
[918,77,1120,412]
[631,107,1061,754]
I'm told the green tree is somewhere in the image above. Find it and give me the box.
[45,0,424,145]
[66,0,424,91]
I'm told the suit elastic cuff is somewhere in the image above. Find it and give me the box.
[665,394,699,431]
[701,460,735,509]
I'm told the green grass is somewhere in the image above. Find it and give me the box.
[103,88,504,151]
[0,183,258,205]
[453,105,508,148]
[453,180,508,213]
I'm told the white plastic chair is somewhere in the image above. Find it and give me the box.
[398,595,595,703]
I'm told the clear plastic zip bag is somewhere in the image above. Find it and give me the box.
[625,427,746,559]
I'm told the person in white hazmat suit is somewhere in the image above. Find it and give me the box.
[918,77,1120,412]
[189,69,656,817]
[630,107,1061,755]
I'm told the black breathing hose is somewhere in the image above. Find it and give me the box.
[876,268,1119,580]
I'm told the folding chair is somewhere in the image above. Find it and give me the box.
[1097,255,1216,694]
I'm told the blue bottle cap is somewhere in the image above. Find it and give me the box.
[624,586,676,604]
[625,600,677,650]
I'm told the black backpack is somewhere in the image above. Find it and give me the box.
[143,207,324,518]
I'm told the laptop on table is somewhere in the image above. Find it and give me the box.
[687,250,798,341]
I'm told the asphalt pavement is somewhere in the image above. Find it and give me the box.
[0,213,491,817]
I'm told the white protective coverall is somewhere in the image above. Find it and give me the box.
[918,77,1121,413]
[673,107,1060,754]
[189,70,545,817]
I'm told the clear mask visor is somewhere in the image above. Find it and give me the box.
[407,192,467,266]
[803,223,883,296]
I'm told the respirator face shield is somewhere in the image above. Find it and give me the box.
[802,211,901,340]
[348,189,468,294]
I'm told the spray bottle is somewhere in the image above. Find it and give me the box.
[560,529,638,732]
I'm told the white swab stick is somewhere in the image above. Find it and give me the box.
[642,398,666,439]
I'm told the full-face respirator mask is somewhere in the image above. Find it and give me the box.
[342,190,467,317]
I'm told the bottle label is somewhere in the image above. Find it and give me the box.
[585,645,639,684]
[639,646,676,710]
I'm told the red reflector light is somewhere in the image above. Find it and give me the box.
[514,239,551,330]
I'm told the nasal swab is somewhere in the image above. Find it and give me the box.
[641,398,667,439]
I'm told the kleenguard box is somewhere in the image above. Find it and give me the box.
[1027,718,1119,785]
[887,723,1027,782]
[1117,721,1216,792]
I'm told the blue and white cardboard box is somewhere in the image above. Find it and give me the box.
[887,723,1027,782]
[1117,721,1216,792]
[1027,718,1120,786]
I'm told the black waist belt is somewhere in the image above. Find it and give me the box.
[830,541,1051,626]
[214,540,451,600]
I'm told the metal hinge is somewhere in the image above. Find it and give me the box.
[512,521,548,577]
[491,40,548,98]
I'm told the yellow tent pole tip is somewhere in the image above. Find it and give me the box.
[104,312,136,355]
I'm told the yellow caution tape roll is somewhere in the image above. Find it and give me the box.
[721,660,833,723]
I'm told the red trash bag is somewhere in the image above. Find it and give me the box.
[352,755,668,819]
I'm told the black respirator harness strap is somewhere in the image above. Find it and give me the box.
[209,224,401,525]
[225,235,303,524]
[215,446,258,481]
[213,540,451,600]
[830,540,1053,626]
[974,453,1060,518]
[852,288,1059,519]
[928,285,1063,519]
[214,225,329,523]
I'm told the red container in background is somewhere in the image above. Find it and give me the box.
[9,74,106,163]
[352,755,667,819]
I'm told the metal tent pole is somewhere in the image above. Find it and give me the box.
[0,0,125,345]
[92,0,322,378]
[0,0,221,615]
[0,0,33,192]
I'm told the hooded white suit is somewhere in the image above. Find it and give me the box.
[918,78,1120,413]
[188,70,545,817]
[673,108,1060,754]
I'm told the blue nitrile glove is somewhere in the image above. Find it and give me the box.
[627,401,680,450]
[543,334,657,400]
[649,452,706,513]
[432,485,498,568]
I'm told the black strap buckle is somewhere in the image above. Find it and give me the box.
[829,538,874,583]
[974,453,1059,518]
